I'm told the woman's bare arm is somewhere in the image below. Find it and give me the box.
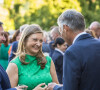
[6,63,18,87]
[50,60,59,84]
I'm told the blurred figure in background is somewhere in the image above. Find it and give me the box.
[52,37,67,84]
[0,32,10,70]
[49,26,61,57]
[42,31,50,54]
[50,26,61,41]
[89,21,100,39]
[0,21,3,31]
[85,29,97,38]
[11,29,20,43]
[0,21,5,46]
[8,29,20,56]
[8,30,15,44]
[0,21,28,90]
[8,24,29,62]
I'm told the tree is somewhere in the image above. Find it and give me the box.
[3,0,81,31]
[78,0,100,28]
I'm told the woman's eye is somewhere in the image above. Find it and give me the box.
[33,39,37,41]
[40,40,43,43]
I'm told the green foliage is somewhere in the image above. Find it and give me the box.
[2,0,100,31]
[78,0,100,28]
[3,0,81,31]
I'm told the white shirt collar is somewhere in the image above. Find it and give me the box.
[55,48,64,55]
[73,32,86,44]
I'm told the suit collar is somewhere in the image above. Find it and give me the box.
[73,32,86,44]
[73,33,93,44]
[55,48,64,55]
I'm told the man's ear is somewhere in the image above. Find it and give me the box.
[63,25,70,31]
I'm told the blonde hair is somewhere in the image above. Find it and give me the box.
[85,29,97,38]
[16,24,47,69]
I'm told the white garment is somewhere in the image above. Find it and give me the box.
[55,48,64,55]
[73,32,86,44]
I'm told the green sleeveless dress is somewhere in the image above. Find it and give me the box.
[10,54,52,90]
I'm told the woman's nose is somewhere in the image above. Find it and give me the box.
[36,41,41,46]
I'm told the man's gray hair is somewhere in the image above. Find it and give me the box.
[57,9,85,32]
[89,21,100,30]
[50,26,60,35]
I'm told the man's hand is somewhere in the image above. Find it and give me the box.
[47,82,57,90]
[33,83,47,90]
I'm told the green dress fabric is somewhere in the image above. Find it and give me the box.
[10,54,52,90]
[0,43,10,70]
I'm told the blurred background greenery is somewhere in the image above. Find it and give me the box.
[0,0,100,31]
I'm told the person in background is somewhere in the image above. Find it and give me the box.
[8,24,29,62]
[42,31,50,54]
[89,21,100,39]
[52,37,67,84]
[11,29,21,43]
[0,21,5,46]
[8,29,21,56]
[49,26,61,57]
[6,24,58,90]
[47,9,100,90]
[85,29,97,38]
[0,21,28,90]
[0,32,10,70]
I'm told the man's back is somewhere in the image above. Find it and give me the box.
[63,33,100,90]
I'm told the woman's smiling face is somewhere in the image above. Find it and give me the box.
[25,33,43,56]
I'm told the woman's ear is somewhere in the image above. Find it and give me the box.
[23,42,25,47]
[23,41,26,50]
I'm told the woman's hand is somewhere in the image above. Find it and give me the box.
[15,85,28,90]
[33,83,47,90]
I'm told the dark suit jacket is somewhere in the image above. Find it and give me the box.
[49,41,55,57]
[42,42,50,53]
[8,41,18,62]
[52,50,63,84]
[54,33,100,90]
[0,65,16,90]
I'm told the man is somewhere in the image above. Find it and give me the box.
[0,21,28,89]
[0,22,6,45]
[89,21,100,39]
[49,26,61,57]
[50,26,61,41]
[42,31,50,53]
[47,9,100,90]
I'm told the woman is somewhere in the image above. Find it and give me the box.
[85,29,97,38]
[52,37,67,84]
[8,29,21,56]
[11,29,21,42]
[6,24,58,90]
